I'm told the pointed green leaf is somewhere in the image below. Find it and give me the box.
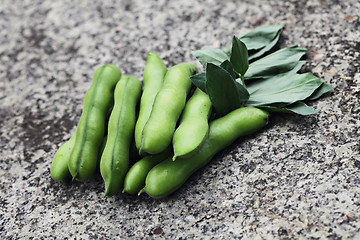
[191,48,229,67]
[225,24,283,59]
[230,36,249,76]
[220,60,238,79]
[205,63,242,116]
[248,33,280,61]
[289,60,307,73]
[307,82,333,100]
[246,71,324,107]
[234,80,250,103]
[219,60,249,102]
[260,102,319,115]
[190,72,207,93]
[245,46,308,80]
[240,24,284,51]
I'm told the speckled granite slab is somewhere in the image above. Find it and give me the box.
[0,0,359,239]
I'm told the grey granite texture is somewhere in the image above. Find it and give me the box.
[0,0,359,239]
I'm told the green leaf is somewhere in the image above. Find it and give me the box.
[220,60,238,79]
[259,102,319,115]
[248,32,280,61]
[234,80,250,103]
[246,71,324,107]
[220,60,250,102]
[190,72,207,93]
[307,82,333,100]
[225,24,283,60]
[191,48,229,67]
[190,60,252,99]
[205,63,242,116]
[289,60,307,73]
[245,46,308,80]
[230,36,249,76]
[240,24,284,51]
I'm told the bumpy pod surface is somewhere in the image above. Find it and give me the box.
[140,62,198,155]
[172,88,212,160]
[135,52,167,151]
[68,64,122,181]
[100,75,141,196]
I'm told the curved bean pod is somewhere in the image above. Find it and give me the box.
[68,64,122,181]
[140,107,269,198]
[100,75,141,197]
[135,52,167,151]
[172,88,212,160]
[140,62,198,155]
[51,131,76,181]
[122,147,172,195]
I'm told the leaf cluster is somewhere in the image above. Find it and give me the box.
[191,25,332,116]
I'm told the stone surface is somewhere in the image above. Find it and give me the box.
[0,0,359,239]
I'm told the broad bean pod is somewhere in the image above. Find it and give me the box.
[134,52,167,151]
[172,88,212,160]
[100,75,141,196]
[68,64,121,181]
[122,147,172,195]
[140,62,198,155]
[50,130,76,181]
[140,107,269,198]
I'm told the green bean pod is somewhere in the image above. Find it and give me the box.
[68,64,122,181]
[140,62,198,155]
[122,147,173,195]
[140,107,269,198]
[50,131,76,181]
[135,52,167,151]
[172,88,212,160]
[100,75,141,197]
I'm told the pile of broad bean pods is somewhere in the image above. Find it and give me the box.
[51,25,332,198]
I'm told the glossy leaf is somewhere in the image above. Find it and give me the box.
[246,71,324,107]
[190,72,207,93]
[307,82,333,100]
[230,36,249,76]
[289,60,307,73]
[248,32,280,61]
[225,24,283,60]
[220,60,238,79]
[234,81,250,103]
[205,63,242,116]
[259,102,318,115]
[219,60,249,103]
[191,48,229,67]
[240,24,284,51]
[245,46,308,80]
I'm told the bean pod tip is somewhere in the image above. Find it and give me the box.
[138,188,146,196]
